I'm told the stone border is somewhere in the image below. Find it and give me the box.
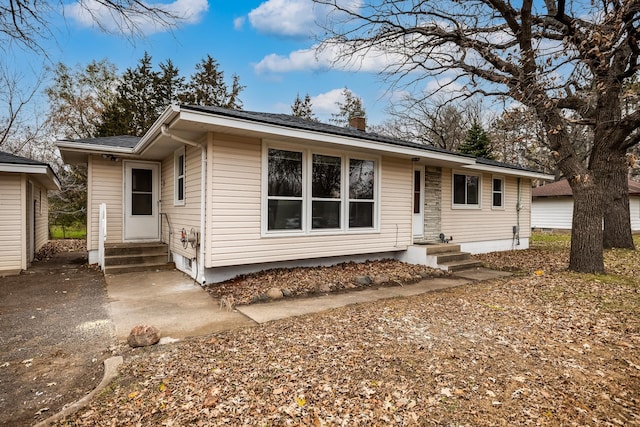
[34,356,123,427]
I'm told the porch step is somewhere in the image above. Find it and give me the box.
[439,259,484,272]
[419,242,483,272]
[103,243,174,274]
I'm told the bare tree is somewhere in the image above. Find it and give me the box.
[315,0,640,273]
[0,0,178,55]
[0,65,51,159]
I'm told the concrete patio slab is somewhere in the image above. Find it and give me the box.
[452,267,513,281]
[105,270,255,340]
[236,277,469,324]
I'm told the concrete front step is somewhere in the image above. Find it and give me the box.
[105,262,175,275]
[104,243,168,256]
[105,254,168,266]
[436,251,471,264]
[103,242,172,274]
[439,259,484,272]
[423,244,461,255]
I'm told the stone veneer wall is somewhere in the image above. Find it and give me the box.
[423,166,442,241]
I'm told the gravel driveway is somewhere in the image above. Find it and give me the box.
[0,249,115,426]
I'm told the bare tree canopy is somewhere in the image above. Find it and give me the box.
[0,0,179,54]
[315,0,640,273]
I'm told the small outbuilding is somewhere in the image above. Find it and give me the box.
[531,178,640,231]
[0,151,60,276]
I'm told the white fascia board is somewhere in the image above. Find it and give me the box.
[178,109,476,166]
[56,141,136,155]
[0,164,61,189]
[0,164,49,175]
[463,163,554,180]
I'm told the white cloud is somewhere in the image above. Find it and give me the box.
[254,42,408,75]
[247,0,362,38]
[233,16,246,30]
[66,0,208,36]
[248,0,315,37]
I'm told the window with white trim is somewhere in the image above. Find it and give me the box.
[267,148,303,231]
[492,177,504,208]
[453,173,480,206]
[264,145,378,233]
[174,148,185,205]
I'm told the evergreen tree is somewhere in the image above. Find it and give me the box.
[156,59,186,111]
[459,122,494,159]
[329,88,365,127]
[182,55,244,109]
[291,93,316,120]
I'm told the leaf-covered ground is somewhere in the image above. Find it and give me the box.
[55,234,640,426]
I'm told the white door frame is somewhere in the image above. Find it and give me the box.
[123,161,160,241]
[413,166,424,238]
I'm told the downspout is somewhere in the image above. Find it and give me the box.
[161,124,206,283]
[515,178,521,246]
[199,143,207,285]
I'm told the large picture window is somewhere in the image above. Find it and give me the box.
[264,145,378,234]
[453,173,480,206]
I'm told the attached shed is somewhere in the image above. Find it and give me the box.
[0,152,60,276]
[531,178,640,232]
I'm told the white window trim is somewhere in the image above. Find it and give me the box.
[174,147,185,206]
[452,170,482,209]
[261,141,380,237]
[491,175,505,210]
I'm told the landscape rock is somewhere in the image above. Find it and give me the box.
[281,288,293,297]
[127,325,160,348]
[355,275,373,285]
[315,283,332,293]
[266,287,284,300]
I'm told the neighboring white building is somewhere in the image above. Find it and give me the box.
[0,151,60,276]
[532,178,640,231]
[57,105,552,283]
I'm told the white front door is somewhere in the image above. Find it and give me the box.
[413,167,424,238]
[124,161,160,241]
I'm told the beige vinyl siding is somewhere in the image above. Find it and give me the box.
[441,169,531,243]
[34,182,49,252]
[160,145,202,260]
[207,134,412,267]
[0,173,24,272]
[87,155,124,250]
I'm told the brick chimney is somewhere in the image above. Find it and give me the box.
[348,113,366,131]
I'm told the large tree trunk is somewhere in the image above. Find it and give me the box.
[569,180,605,273]
[603,149,635,249]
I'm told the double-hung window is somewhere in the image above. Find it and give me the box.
[174,148,185,206]
[267,149,303,231]
[492,177,504,208]
[349,159,375,228]
[453,173,480,207]
[265,145,377,233]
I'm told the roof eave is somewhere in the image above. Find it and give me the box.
[462,163,554,180]
[177,108,477,166]
[0,163,61,190]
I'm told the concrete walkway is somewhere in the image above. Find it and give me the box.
[105,267,511,340]
[105,270,254,340]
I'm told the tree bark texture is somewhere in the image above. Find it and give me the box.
[603,149,635,249]
[569,181,605,273]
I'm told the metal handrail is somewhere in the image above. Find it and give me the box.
[160,212,173,263]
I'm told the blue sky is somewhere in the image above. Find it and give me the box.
[9,0,401,126]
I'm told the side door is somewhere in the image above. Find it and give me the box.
[123,161,160,241]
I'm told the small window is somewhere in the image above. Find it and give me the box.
[492,177,504,208]
[174,148,185,205]
[453,173,480,206]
